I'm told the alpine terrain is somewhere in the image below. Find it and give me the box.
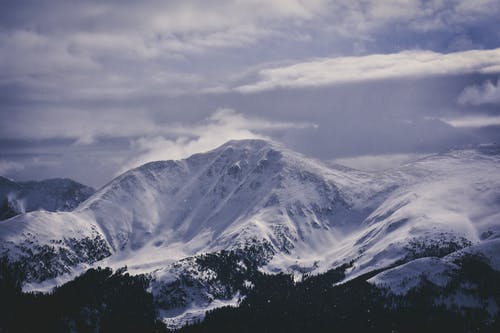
[1,139,499,332]
[0,177,95,220]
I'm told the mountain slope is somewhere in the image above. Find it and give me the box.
[81,139,378,265]
[1,140,499,326]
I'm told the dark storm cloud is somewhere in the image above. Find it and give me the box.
[1,0,500,187]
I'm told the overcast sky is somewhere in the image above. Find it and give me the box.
[1,0,500,187]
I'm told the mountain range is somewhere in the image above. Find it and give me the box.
[1,139,499,329]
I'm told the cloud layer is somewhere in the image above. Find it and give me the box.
[2,0,500,100]
[236,48,500,92]
[2,0,500,186]
[442,115,500,128]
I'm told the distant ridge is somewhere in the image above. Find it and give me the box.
[0,176,95,220]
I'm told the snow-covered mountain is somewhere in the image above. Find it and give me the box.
[0,177,95,220]
[1,140,499,327]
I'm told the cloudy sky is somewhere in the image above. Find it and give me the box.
[1,0,500,187]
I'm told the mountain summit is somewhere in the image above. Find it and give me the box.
[79,139,372,261]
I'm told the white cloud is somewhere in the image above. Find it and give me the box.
[441,115,500,128]
[235,48,500,92]
[0,29,217,98]
[318,0,500,40]
[145,0,327,33]
[3,0,500,100]
[0,107,315,145]
[0,1,332,98]
[119,109,315,172]
[0,158,58,176]
[9,1,499,46]
[5,0,329,61]
[0,108,163,143]
[332,153,426,171]
[0,160,25,175]
[0,30,99,78]
[458,78,500,106]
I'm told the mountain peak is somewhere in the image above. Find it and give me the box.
[76,138,363,256]
[127,139,285,180]
[184,139,286,168]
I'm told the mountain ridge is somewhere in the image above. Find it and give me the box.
[1,139,499,326]
[0,176,95,220]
